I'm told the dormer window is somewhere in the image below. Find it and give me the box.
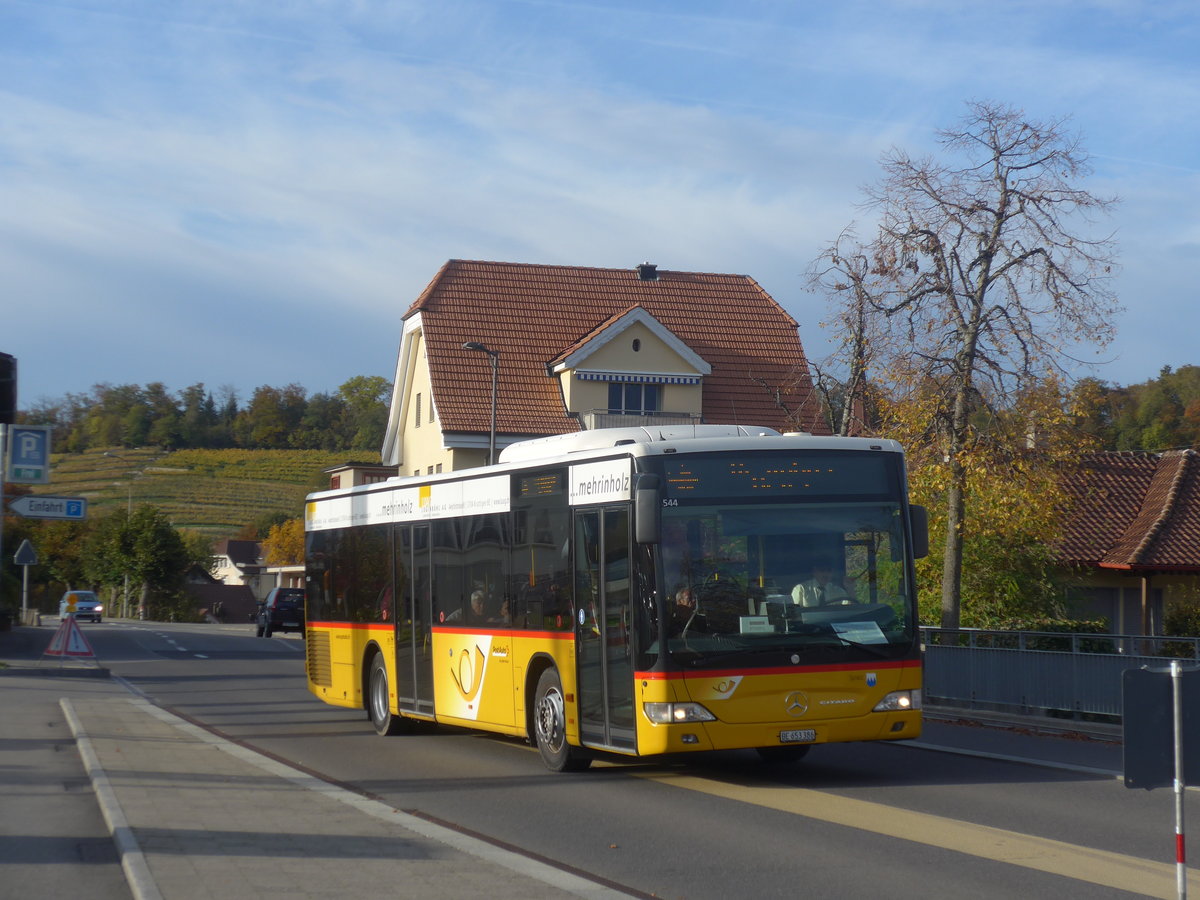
[609,382,660,414]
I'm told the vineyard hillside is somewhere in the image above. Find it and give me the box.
[30,447,352,537]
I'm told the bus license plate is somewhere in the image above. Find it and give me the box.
[779,729,816,744]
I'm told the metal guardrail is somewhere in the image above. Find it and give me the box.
[919,627,1200,721]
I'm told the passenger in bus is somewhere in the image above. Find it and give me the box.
[488,598,510,624]
[469,590,488,622]
[668,586,705,635]
[791,558,851,607]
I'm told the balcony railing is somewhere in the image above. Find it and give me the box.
[578,410,702,430]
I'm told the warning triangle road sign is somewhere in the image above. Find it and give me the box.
[43,616,97,659]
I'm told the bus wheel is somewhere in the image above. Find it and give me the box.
[756,745,811,765]
[368,655,405,736]
[534,668,591,772]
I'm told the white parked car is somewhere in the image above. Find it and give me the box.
[60,590,103,623]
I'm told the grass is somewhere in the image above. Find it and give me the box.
[27,447,350,537]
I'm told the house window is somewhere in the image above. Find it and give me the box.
[415,393,422,427]
[608,382,660,414]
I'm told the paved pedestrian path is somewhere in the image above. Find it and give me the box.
[0,620,633,900]
[61,691,631,900]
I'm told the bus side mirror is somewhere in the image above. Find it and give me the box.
[634,474,661,545]
[910,504,929,559]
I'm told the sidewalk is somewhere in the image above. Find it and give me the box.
[0,626,633,900]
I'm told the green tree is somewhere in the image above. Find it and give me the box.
[292,392,347,450]
[33,519,90,593]
[144,382,182,448]
[887,377,1084,627]
[180,530,216,576]
[83,507,191,619]
[236,384,308,449]
[339,375,391,452]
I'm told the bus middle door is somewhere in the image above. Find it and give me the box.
[575,506,635,752]
[396,524,434,718]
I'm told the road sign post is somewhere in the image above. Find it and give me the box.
[1124,663,1200,900]
[13,538,37,621]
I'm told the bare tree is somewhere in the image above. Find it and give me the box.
[826,101,1120,629]
[809,227,902,435]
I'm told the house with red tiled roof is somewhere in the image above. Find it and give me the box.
[382,259,827,474]
[1060,449,1200,635]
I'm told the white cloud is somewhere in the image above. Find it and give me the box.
[2,0,1198,402]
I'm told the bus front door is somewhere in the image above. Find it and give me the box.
[575,506,636,751]
[396,524,434,717]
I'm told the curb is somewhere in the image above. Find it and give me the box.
[925,704,1122,742]
[60,698,163,900]
[0,665,111,678]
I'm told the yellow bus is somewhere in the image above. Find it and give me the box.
[303,424,928,771]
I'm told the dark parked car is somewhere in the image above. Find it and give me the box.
[255,587,305,637]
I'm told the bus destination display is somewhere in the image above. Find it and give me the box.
[518,472,563,498]
[660,452,892,500]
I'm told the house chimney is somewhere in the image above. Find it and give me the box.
[636,261,658,281]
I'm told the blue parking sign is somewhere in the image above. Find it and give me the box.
[7,424,51,484]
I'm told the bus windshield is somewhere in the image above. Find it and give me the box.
[653,493,917,667]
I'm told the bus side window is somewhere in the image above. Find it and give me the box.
[432,519,465,624]
[513,507,573,630]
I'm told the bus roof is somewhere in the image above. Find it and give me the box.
[308,426,906,503]
[497,424,903,464]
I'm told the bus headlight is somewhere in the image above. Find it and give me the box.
[873,690,922,712]
[643,702,717,724]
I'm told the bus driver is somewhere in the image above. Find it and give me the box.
[791,558,851,607]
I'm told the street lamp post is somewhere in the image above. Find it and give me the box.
[461,342,499,466]
[104,451,140,619]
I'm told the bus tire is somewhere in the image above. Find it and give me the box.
[368,654,405,736]
[756,745,811,765]
[533,668,591,772]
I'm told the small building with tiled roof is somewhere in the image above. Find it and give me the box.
[1060,449,1200,635]
[382,259,827,474]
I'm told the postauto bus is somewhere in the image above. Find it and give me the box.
[303,424,928,771]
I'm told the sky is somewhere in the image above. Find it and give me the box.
[2,0,1198,409]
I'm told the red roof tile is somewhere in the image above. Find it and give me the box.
[1060,450,1200,571]
[409,260,827,437]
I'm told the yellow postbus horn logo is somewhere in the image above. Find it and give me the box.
[450,645,487,701]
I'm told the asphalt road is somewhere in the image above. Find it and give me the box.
[6,619,1190,899]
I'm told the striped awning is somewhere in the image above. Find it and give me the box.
[575,370,702,385]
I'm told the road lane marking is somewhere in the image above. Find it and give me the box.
[632,769,1194,898]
